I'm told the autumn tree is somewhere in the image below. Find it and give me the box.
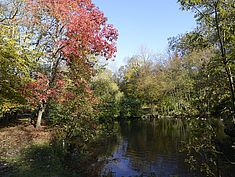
[0,30,33,115]
[0,0,38,116]
[21,0,118,127]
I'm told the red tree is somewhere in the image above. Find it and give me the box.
[22,73,65,128]
[26,0,118,60]
[22,0,118,128]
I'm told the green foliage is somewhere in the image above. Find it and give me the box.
[49,86,98,152]
[168,30,210,57]
[117,61,150,118]
[178,0,235,114]
[92,69,123,124]
[117,52,198,118]
[0,25,37,115]
[181,119,227,177]
[0,0,41,116]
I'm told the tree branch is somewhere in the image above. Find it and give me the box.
[192,6,213,26]
[0,8,18,23]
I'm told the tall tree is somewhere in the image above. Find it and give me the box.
[92,69,123,128]
[178,0,235,115]
[21,0,118,127]
[0,0,38,115]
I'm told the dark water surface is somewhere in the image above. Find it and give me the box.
[101,119,197,177]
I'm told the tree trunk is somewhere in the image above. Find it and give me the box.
[36,104,45,128]
[214,4,235,113]
[150,102,154,115]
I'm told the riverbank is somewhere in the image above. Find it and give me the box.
[0,122,75,177]
[0,121,118,177]
[1,118,235,177]
[0,124,51,159]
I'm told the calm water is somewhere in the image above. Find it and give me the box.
[101,119,197,177]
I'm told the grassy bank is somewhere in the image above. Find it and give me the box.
[0,122,76,177]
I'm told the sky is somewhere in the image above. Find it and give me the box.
[93,0,197,71]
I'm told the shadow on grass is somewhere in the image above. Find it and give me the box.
[0,127,120,177]
[4,144,79,177]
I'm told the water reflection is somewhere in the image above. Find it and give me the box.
[102,119,195,177]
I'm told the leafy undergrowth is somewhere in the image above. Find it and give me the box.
[0,123,77,177]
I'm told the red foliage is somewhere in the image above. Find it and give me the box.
[22,0,117,110]
[25,0,118,60]
[22,73,65,107]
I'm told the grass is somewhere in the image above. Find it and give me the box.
[0,122,78,177]
[8,144,76,177]
[0,120,119,177]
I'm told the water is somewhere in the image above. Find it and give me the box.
[101,119,195,177]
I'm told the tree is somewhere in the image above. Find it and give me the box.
[22,73,65,127]
[168,30,210,57]
[92,69,123,127]
[0,32,33,115]
[20,0,118,127]
[178,0,235,116]
[117,56,144,118]
[0,1,38,116]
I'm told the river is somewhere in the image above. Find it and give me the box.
[100,119,197,177]
[92,119,235,177]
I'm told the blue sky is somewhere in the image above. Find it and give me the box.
[93,0,197,71]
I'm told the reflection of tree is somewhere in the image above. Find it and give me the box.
[182,119,235,177]
[117,120,190,176]
[77,133,121,177]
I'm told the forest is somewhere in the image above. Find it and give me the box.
[0,0,235,177]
